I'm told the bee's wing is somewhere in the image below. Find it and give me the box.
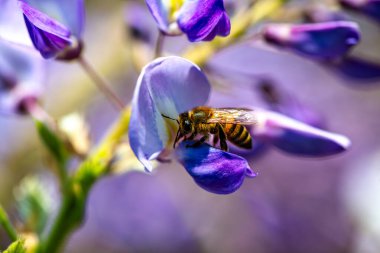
[206,108,257,125]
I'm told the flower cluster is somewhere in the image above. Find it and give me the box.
[1,0,360,196]
[1,0,377,250]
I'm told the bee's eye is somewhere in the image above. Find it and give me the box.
[183,120,192,131]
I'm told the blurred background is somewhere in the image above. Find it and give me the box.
[1,0,380,252]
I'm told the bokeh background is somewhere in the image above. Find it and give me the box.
[1,0,380,252]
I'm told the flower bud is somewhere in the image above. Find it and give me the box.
[264,21,360,60]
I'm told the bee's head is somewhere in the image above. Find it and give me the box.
[179,112,193,134]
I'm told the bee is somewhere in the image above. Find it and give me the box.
[162,106,257,151]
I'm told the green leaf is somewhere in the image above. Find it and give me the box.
[14,176,52,236]
[3,240,26,253]
[35,120,69,169]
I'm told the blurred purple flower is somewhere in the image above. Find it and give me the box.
[263,21,361,60]
[0,39,44,116]
[257,80,324,128]
[18,0,85,60]
[329,56,380,82]
[304,5,349,23]
[128,56,254,194]
[125,2,156,44]
[146,0,230,42]
[252,109,351,156]
[340,0,380,23]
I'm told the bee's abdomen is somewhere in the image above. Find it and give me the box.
[224,124,252,149]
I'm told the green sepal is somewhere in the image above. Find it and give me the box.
[3,240,26,253]
[34,120,69,169]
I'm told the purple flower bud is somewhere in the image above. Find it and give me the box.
[263,21,361,60]
[175,141,256,194]
[0,40,44,116]
[18,0,85,60]
[146,0,230,42]
[253,110,351,156]
[340,0,380,23]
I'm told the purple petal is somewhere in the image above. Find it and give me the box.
[22,0,85,37]
[340,0,380,23]
[0,40,44,116]
[263,21,361,60]
[0,0,32,46]
[19,1,72,59]
[330,56,380,82]
[145,0,171,33]
[177,0,231,42]
[129,56,211,171]
[253,110,351,156]
[175,141,256,194]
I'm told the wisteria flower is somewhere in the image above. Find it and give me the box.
[0,39,44,116]
[128,56,255,194]
[250,109,351,156]
[146,0,230,42]
[263,21,361,60]
[18,0,85,60]
[340,0,380,23]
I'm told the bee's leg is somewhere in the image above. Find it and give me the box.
[173,129,182,149]
[213,133,219,147]
[217,124,228,151]
[187,131,197,141]
[187,134,209,148]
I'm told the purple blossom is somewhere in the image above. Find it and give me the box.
[251,109,351,156]
[0,39,44,116]
[340,0,380,23]
[128,56,254,194]
[145,0,230,42]
[263,21,361,60]
[18,0,85,60]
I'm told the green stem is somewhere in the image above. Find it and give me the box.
[0,204,18,242]
[37,108,131,253]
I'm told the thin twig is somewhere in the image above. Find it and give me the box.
[77,56,124,111]
[154,31,165,58]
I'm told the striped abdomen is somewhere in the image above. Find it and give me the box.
[223,124,252,149]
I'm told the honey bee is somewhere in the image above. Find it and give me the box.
[162,106,257,151]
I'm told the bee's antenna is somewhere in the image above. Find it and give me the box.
[161,114,179,124]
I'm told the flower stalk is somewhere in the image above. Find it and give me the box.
[0,204,18,242]
[77,56,124,111]
[36,107,131,253]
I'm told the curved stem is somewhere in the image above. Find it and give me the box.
[37,108,131,253]
[154,31,165,58]
[78,56,125,111]
[0,204,18,242]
